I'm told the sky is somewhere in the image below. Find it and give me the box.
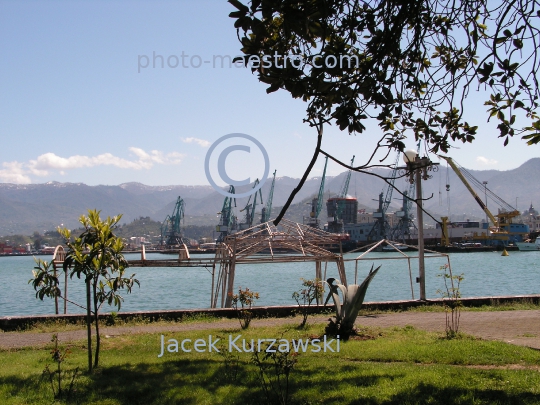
[0,0,538,187]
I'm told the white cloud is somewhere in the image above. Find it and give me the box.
[128,148,185,167]
[29,152,141,174]
[1,147,185,183]
[0,162,31,183]
[181,137,210,148]
[476,156,498,166]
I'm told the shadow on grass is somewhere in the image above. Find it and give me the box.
[346,382,540,405]
[2,359,540,404]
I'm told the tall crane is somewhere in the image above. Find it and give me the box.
[368,151,400,240]
[216,185,237,243]
[439,156,526,243]
[383,152,401,214]
[391,142,421,242]
[238,179,263,230]
[441,156,499,226]
[338,155,355,199]
[390,190,415,242]
[261,170,276,223]
[327,155,355,233]
[160,196,185,246]
[306,156,328,228]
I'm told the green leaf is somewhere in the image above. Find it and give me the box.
[228,0,248,12]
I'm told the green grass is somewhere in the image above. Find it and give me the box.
[14,312,223,334]
[1,323,540,404]
[359,300,540,316]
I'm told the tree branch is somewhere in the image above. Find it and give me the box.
[273,124,323,225]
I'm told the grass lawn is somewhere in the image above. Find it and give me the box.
[1,320,540,404]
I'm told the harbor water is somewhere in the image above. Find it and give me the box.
[1,251,539,317]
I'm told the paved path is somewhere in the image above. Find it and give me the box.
[0,310,539,350]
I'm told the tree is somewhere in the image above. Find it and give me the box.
[33,231,43,251]
[229,0,540,222]
[30,209,139,373]
[292,277,324,328]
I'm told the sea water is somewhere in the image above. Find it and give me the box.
[1,251,539,316]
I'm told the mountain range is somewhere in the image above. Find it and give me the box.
[0,157,538,236]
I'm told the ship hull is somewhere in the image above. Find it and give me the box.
[516,240,540,251]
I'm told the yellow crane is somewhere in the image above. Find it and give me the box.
[439,156,521,242]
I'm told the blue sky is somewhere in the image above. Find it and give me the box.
[1,0,538,187]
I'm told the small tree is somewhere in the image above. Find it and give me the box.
[31,209,139,373]
[230,287,259,329]
[252,338,299,405]
[292,278,324,328]
[437,264,464,339]
[41,334,79,400]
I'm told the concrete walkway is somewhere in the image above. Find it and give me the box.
[0,310,539,350]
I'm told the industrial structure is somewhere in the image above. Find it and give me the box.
[216,186,237,243]
[261,170,276,223]
[367,152,401,241]
[160,196,186,247]
[343,148,417,245]
[440,156,528,245]
[162,150,527,251]
[216,171,277,241]
[305,157,328,228]
[390,190,416,242]
[238,179,263,230]
[326,156,357,233]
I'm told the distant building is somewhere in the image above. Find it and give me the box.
[345,211,401,242]
[522,203,540,232]
[0,243,13,254]
[129,236,149,247]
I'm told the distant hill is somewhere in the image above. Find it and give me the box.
[0,158,538,235]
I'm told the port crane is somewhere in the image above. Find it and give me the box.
[261,170,276,223]
[327,155,354,233]
[368,151,400,240]
[238,179,263,230]
[306,156,328,228]
[160,196,185,246]
[338,155,355,199]
[390,190,415,242]
[391,142,421,242]
[440,155,526,244]
[216,185,237,243]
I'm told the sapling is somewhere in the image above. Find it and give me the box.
[251,335,298,405]
[292,277,324,328]
[41,334,79,400]
[437,264,464,338]
[230,287,260,329]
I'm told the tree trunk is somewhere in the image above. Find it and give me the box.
[85,278,92,373]
[93,279,100,369]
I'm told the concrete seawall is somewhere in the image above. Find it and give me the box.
[1,294,539,332]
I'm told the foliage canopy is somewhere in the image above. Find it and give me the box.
[230,0,540,154]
